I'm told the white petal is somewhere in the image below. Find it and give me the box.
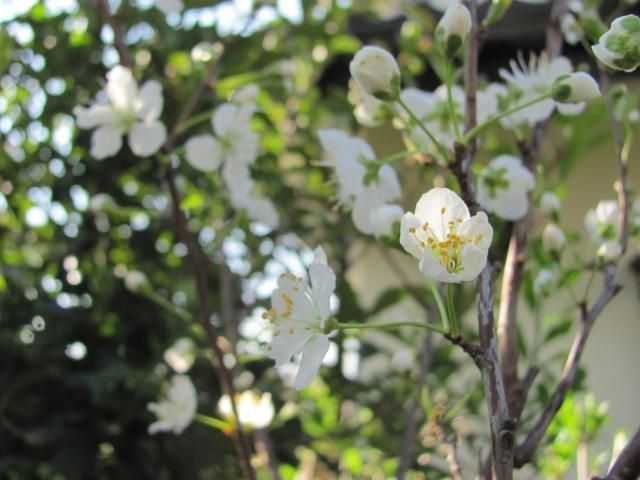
[185,134,222,171]
[556,101,586,116]
[415,188,470,239]
[268,323,311,367]
[399,212,424,260]
[374,164,401,201]
[349,137,376,162]
[246,196,279,229]
[318,129,351,158]
[226,131,259,165]
[419,249,461,283]
[369,204,403,238]
[90,124,123,159]
[458,211,493,252]
[351,189,383,234]
[128,121,167,156]
[106,66,138,114]
[295,335,330,390]
[73,104,117,129]
[309,257,335,322]
[137,80,164,122]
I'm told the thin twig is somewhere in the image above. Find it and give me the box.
[445,438,464,480]
[254,428,281,480]
[95,0,132,68]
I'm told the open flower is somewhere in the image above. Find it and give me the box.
[147,374,197,435]
[163,337,196,373]
[318,129,401,235]
[184,102,258,172]
[263,247,336,390]
[400,188,493,283]
[476,155,535,221]
[218,391,275,431]
[74,66,167,159]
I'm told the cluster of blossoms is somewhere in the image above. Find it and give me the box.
[74,66,167,159]
[184,85,279,229]
[318,129,402,238]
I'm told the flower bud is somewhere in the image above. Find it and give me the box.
[534,268,556,296]
[552,72,601,103]
[539,191,561,216]
[436,3,472,55]
[542,223,566,252]
[592,15,640,72]
[124,270,149,293]
[349,46,401,101]
[597,240,622,262]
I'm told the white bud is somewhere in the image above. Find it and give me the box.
[553,72,601,103]
[540,191,562,215]
[597,240,622,262]
[349,46,401,101]
[124,271,149,293]
[437,3,472,54]
[542,223,566,252]
[534,268,556,296]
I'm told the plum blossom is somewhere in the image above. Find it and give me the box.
[163,338,196,373]
[369,204,404,239]
[534,268,557,296]
[540,191,561,216]
[585,200,619,244]
[436,2,472,54]
[498,53,584,128]
[552,72,601,103]
[592,15,640,73]
[598,241,622,262]
[74,66,167,159]
[349,46,401,101]
[318,129,401,235]
[218,391,275,430]
[400,188,493,283]
[147,375,197,435]
[398,84,497,154]
[542,223,566,253]
[476,155,535,221]
[263,247,336,390]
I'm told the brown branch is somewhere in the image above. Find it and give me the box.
[602,426,640,480]
[445,438,464,480]
[254,428,281,480]
[514,270,621,467]
[95,0,132,68]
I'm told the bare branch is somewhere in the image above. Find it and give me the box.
[601,427,640,480]
[95,0,132,68]
[445,438,464,480]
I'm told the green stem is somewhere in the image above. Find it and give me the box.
[427,279,450,332]
[373,150,418,167]
[396,97,450,160]
[196,413,231,431]
[145,290,192,322]
[461,93,553,144]
[336,321,448,335]
[444,59,462,140]
[178,109,216,135]
[447,283,459,336]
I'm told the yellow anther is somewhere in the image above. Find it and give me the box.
[288,327,294,334]
[409,227,416,233]
[441,207,446,214]
[274,330,281,337]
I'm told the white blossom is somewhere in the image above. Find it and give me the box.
[218,392,275,430]
[542,223,566,253]
[400,188,493,283]
[163,338,196,373]
[476,155,535,220]
[349,46,401,101]
[263,247,336,390]
[552,72,601,103]
[540,191,562,215]
[592,15,640,72]
[534,268,557,296]
[561,14,581,45]
[148,375,197,435]
[350,80,386,127]
[124,270,149,293]
[318,129,401,235]
[74,66,167,159]
[598,240,622,262]
[436,3,472,53]
[585,200,619,243]
[369,204,404,239]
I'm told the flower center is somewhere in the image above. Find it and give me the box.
[409,209,483,274]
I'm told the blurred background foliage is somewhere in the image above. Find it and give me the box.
[0,0,631,478]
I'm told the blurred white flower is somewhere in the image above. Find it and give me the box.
[369,204,404,239]
[436,3,472,54]
[476,155,535,221]
[539,191,561,216]
[350,80,387,127]
[400,188,493,283]
[542,223,566,253]
[552,72,601,103]
[349,46,401,101]
[598,240,622,262]
[263,247,336,390]
[534,268,557,296]
[164,338,196,373]
[592,15,640,72]
[155,0,183,15]
[561,14,581,45]
[74,66,167,159]
[148,375,197,435]
[318,129,401,235]
[218,391,275,430]
[124,270,149,293]
[585,200,619,243]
